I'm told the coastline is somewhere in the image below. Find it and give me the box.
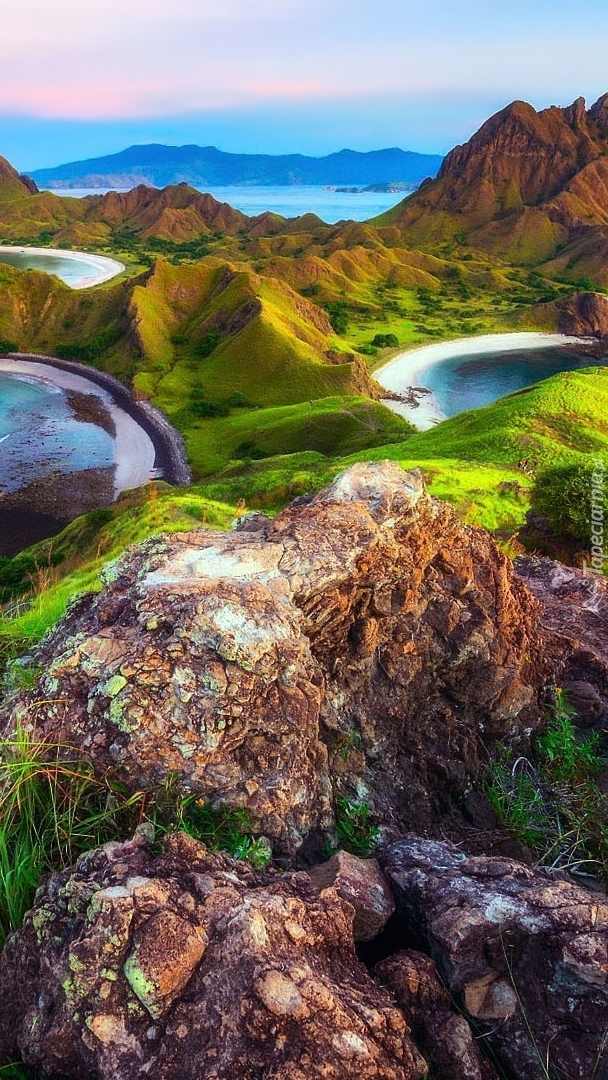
[375,332,596,429]
[0,246,125,289]
[0,354,191,492]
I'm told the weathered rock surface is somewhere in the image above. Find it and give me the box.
[309,850,395,942]
[0,462,549,855]
[556,290,608,338]
[0,829,427,1080]
[390,92,608,283]
[515,555,608,728]
[374,950,500,1080]
[381,837,608,1080]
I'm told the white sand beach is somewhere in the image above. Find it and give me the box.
[0,246,125,288]
[0,357,155,496]
[375,332,595,428]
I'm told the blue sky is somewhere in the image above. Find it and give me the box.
[2,0,608,170]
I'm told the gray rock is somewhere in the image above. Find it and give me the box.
[381,836,608,1080]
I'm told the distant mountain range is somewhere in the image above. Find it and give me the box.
[29,144,444,191]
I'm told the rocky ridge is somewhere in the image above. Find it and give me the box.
[1,463,608,1079]
[2,461,550,855]
[387,92,608,282]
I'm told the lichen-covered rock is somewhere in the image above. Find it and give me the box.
[1,462,548,853]
[309,850,395,941]
[0,829,427,1080]
[380,836,608,1080]
[374,950,500,1080]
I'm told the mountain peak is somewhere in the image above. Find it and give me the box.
[0,155,38,197]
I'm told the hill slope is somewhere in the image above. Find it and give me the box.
[379,93,608,284]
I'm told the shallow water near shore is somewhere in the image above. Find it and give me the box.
[377,334,606,427]
[423,345,607,419]
[0,247,124,288]
[0,372,114,494]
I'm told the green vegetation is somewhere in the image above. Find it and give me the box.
[0,728,271,952]
[333,796,380,857]
[0,728,146,949]
[164,794,271,868]
[484,690,608,883]
[529,460,608,543]
[0,484,236,657]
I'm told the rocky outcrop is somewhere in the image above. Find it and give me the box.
[556,290,608,337]
[0,828,427,1080]
[0,462,548,856]
[515,555,608,728]
[0,154,39,198]
[389,93,608,282]
[395,94,608,225]
[381,836,608,1080]
[309,850,395,942]
[374,951,500,1080]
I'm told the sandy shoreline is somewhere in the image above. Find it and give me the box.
[0,357,155,496]
[0,246,125,288]
[375,332,596,428]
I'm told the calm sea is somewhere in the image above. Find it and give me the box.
[0,250,99,287]
[48,184,408,223]
[420,346,606,420]
[0,373,113,493]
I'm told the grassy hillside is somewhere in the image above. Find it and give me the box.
[0,143,605,657]
[0,361,606,665]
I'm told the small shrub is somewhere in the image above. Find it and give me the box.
[191,398,230,418]
[334,796,379,857]
[530,461,608,545]
[370,333,399,348]
[170,796,271,868]
[323,301,349,335]
[234,440,267,460]
[193,331,221,359]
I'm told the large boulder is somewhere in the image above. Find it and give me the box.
[0,829,427,1080]
[1,462,548,854]
[380,836,608,1080]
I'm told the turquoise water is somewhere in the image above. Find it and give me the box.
[420,346,606,418]
[0,373,114,492]
[0,250,98,287]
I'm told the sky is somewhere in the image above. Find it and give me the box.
[2,0,608,171]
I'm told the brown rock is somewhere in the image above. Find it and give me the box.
[556,290,608,337]
[0,829,427,1080]
[374,950,500,1080]
[309,850,395,941]
[0,462,549,855]
[389,92,608,283]
[515,555,608,728]
[381,836,608,1080]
